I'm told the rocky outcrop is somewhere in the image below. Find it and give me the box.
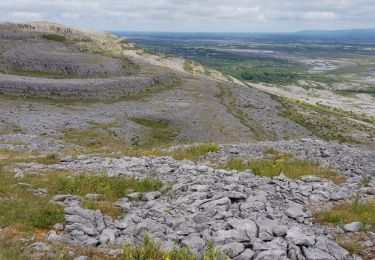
[2,42,125,78]
[210,139,375,177]
[0,72,174,99]
[11,148,371,259]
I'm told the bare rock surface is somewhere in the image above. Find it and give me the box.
[0,72,173,99]
[2,42,125,78]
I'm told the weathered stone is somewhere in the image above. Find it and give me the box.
[344,222,363,232]
[228,218,258,240]
[302,247,335,260]
[99,229,116,244]
[143,191,161,201]
[285,202,306,219]
[254,249,287,260]
[108,249,124,256]
[233,249,254,260]
[220,242,245,258]
[286,227,315,246]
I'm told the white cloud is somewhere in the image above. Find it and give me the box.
[60,12,80,19]
[10,11,43,20]
[0,0,374,31]
[303,11,337,20]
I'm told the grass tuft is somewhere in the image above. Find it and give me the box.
[123,235,222,260]
[130,118,180,147]
[314,201,375,231]
[36,154,60,165]
[42,34,66,42]
[221,159,345,184]
[56,174,163,201]
[171,143,219,161]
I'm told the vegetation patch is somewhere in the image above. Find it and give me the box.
[221,159,345,184]
[0,170,64,231]
[0,234,28,260]
[64,123,126,152]
[216,88,272,140]
[264,147,293,161]
[123,235,221,260]
[277,97,375,144]
[314,201,375,231]
[130,117,180,147]
[57,174,163,201]
[0,162,163,230]
[83,199,123,220]
[36,154,60,165]
[42,34,66,42]
[171,143,219,161]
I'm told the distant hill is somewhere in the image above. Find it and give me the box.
[293,29,375,42]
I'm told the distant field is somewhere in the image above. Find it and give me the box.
[115,31,375,93]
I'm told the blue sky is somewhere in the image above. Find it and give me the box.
[1,0,375,32]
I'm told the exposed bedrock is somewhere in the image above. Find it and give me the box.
[0,72,174,99]
[1,42,125,78]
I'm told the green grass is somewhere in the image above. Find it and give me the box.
[123,236,221,260]
[83,199,123,220]
[0,165,163,231]
[0,198,64,231]
[216,88,272,140]
[171,143,219,161]
[42,34,66,42]
[315,201,375,231]
[221,159,345,184]
[57,174,163,201]
[63,123,127,152]
[264,148,293,160]
[0,237,28,260]
[36,154,60,165]
[0,170,64,231]
[130,118,180,147]
[277,97,375,144]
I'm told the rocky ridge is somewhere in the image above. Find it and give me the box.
[12,139,375,259]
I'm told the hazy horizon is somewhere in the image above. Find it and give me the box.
[1,0,375,32]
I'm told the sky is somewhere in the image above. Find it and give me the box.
[1,0,375,32]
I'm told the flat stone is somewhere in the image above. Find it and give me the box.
[143,191,161,201]
[273,225,287,237]
[286,226,315,246]
[220,242,245,258]
[228,218,258,240]
[233,249,254,260]
[215,229,249,243]
[108,249,124,256]
[254,249,287,260]
[126,192,142,201]
[302,247,335,260]
[99,228,116,244]
[315,236,350,259]
[285,202,306,219]
[344,222,363,232]
[85,193,101,201]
